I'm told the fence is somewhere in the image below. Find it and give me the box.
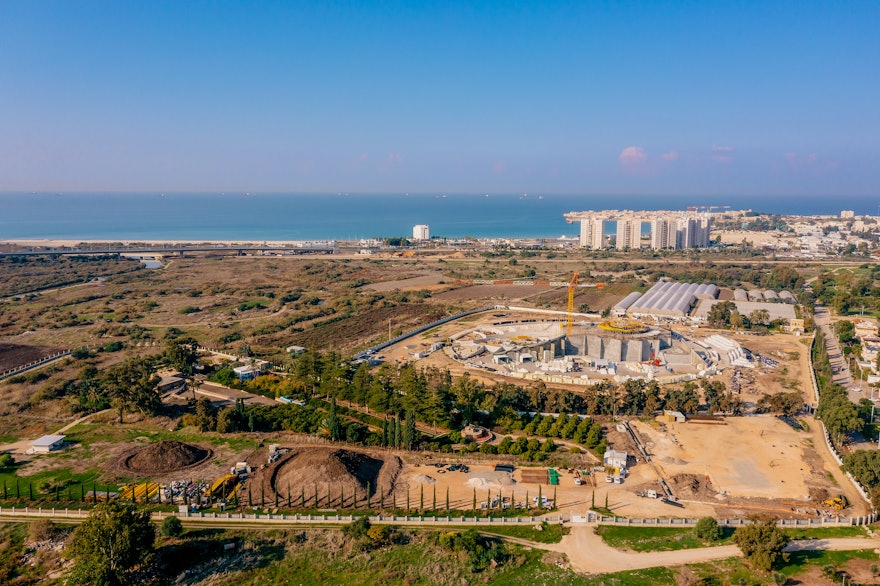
[0,350,71,381]
[0,507,874,527]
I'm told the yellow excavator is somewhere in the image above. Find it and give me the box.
[823,494,848,510]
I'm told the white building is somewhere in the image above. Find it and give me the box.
[31,435,65,454]
[615,220,630,250]
[614,219,642,250]
[650,218,672,249]
[579,218,606,249]
[604,449,628,470]
[412,224,430,241]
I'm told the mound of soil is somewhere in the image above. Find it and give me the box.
[119,441,212,475]
[669,473,716,499]
[269,447,401,502]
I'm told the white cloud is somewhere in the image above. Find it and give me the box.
[619,146,647,166]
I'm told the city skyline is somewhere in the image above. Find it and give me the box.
[1,2,878,195]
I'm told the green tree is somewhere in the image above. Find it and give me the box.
[160,515,184,538]
[0,452,14,468]
[733,519,789,571]
[402,410,416,450]
[163,336,199,377]
[707,301,736,328]
[694,516,722,541]
[194,397,217,432]
[65,500,156,585]
[326,397,341,440]
[102,357,161,423]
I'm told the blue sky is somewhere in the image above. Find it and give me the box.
[0,1,878,195]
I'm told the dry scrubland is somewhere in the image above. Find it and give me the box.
[0,251,874,584]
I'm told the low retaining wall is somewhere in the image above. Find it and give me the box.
[0,350,71,381]
[0,507,875,526]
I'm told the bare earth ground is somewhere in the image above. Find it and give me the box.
[631,415,866,517]
[548,528,880,576]
[364,272,447,292]
[0,343,63,371]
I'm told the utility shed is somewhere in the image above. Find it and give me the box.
[31,435,65,453]
[603,449,628,470]
[233,365,261,380]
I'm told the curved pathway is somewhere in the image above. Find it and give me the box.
[552,526,880,574]
[0,408,111,455]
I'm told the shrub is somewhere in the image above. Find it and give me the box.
[178,306,201,315]
[160,516,184,538]
[28,519,56,542]
[694,516,722,541]
[733,519,789,571]
[0,452,14,468]
[366,525,392,546]
[103,341,124,352]
[71,347,91,359]
[342,517,371,540]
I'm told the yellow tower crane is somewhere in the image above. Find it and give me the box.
[566,271,579,335]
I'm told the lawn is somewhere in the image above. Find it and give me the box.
[784,525,869,540]
[595,525,734,552]
[595,524,870,553]
[0,465,105,500]
[777,549,878,577]
[472,522,570,543]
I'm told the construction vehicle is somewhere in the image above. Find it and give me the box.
[119,481,159,502]
[823,495,848,510]
[210,474,239,498]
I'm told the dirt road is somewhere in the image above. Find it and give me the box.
[552,526,880,574]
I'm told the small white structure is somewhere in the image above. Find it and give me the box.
[412,224,430,241]
[286,345,306,355]
[603,449,628,470]
[233,365,262,380]
[31,435,65,454]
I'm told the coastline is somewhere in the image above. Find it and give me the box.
[0,239,330,248]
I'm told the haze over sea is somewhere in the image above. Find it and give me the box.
[1,193,878,242]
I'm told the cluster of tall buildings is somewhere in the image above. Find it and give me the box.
[571,212,713,250]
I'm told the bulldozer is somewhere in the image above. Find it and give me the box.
[823,494,848,510]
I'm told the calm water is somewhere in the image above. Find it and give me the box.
[1,192,877,241]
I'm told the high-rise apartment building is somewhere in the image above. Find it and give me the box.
[579,219,605,249]
[412,224,430,241]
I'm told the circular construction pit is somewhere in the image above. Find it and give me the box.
[115,441,213,476]
[268,447,402,502]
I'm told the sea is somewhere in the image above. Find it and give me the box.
[1,192,878,242]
